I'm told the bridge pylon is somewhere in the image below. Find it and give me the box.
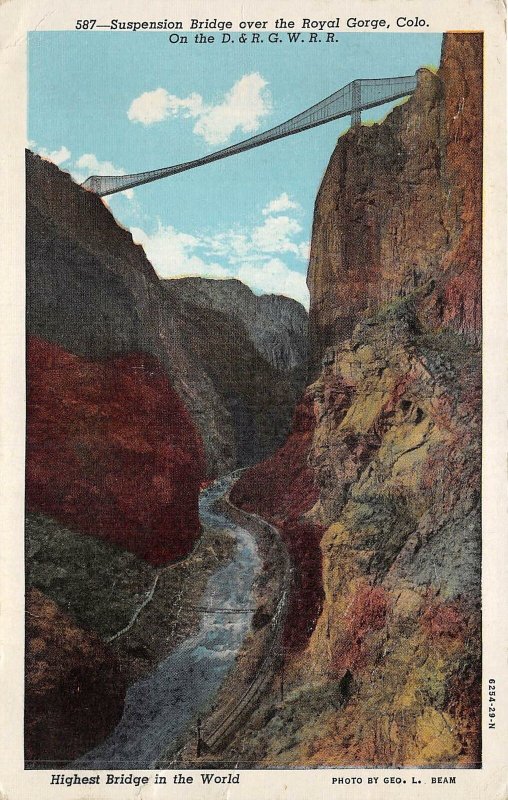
[351,80,362,127]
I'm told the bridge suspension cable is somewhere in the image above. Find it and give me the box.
[82,73,419,197]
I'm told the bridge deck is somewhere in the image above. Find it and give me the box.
[82,74,418,197]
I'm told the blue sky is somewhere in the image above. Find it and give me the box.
[28,32,443,308]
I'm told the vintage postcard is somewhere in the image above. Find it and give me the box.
[0,0,506,798]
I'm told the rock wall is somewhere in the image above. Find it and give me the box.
[231,393,324,651]
[26,336,204,565]
[229,33,482,767]
[165,277,308,374]
[27,152,307,474]
[161,280,307,469]
[307,34,482,374]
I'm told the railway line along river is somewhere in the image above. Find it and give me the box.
[74,473,262,770]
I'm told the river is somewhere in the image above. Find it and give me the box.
[74,473,261,769]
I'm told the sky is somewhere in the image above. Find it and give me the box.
[28,31,443,308]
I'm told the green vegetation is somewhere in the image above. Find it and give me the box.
[26,513,156,638]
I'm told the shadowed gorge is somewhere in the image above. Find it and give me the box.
[24,31,481,770]
[25,150,308,762]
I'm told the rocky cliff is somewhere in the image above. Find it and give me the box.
[26,152,307,474]
[26,336,204,565]
[307,35,481,374]
[230,33,482,767]
[165,277,308,374]
[25,331,205,761]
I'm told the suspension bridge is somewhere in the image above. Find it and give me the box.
[82,72,421,197]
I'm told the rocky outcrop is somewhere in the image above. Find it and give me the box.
[165,277,308,374]
[26,152,307,474]
[26,336,204,565]
[229,33,482,768]
[298,307,481,767]
[307,34,482,374]
[161,280,307,469]
[25,588,126,765]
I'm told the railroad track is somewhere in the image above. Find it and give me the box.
[197,495,293,755]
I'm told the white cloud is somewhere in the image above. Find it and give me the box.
[31,143,134,201]
[204,231,250,260]
[202,213,308,265]
[251,215,303,256]
[36,145,71,166]
[193,73,272,146]
[262,192,301,216]
[130,224,231,280]
[127,88,205,126]
[129,217,309,308]
[299,240,311,260]
[72,153,135,200]
[237,258,309,308]
[127,72,272,146]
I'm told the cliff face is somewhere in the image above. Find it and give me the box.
[230,393,324,651]
[230,33,482,767]
[307,35,482,374]
[162,279,307,468]
[27,152,307,474]
[165,277,308,374]
[26,337,204,565]
[25,334,204,762]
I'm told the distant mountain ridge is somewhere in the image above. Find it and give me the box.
[164,277,308,374]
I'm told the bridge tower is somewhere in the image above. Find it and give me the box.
[351,80,361,127]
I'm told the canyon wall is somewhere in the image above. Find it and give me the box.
[307,35,481,374]
[162,278,307,468]
[26,337,204,565]
[25,152,306,761]
[27,152,307,475]
[230,33,482,767]
[165,277,308,374]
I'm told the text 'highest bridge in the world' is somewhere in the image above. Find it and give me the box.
[82,73,420,197]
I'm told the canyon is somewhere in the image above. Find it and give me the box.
[25,31,481,769]
[25,150,307,762]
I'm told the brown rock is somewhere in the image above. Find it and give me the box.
[307,34,482,374]
[25,588,126,765]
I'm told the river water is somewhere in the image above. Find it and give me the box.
[74,473,261,769]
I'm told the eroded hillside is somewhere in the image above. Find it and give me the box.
[25,152,307,762]
[229,32,482,767]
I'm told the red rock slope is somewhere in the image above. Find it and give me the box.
[26,336,205,565]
